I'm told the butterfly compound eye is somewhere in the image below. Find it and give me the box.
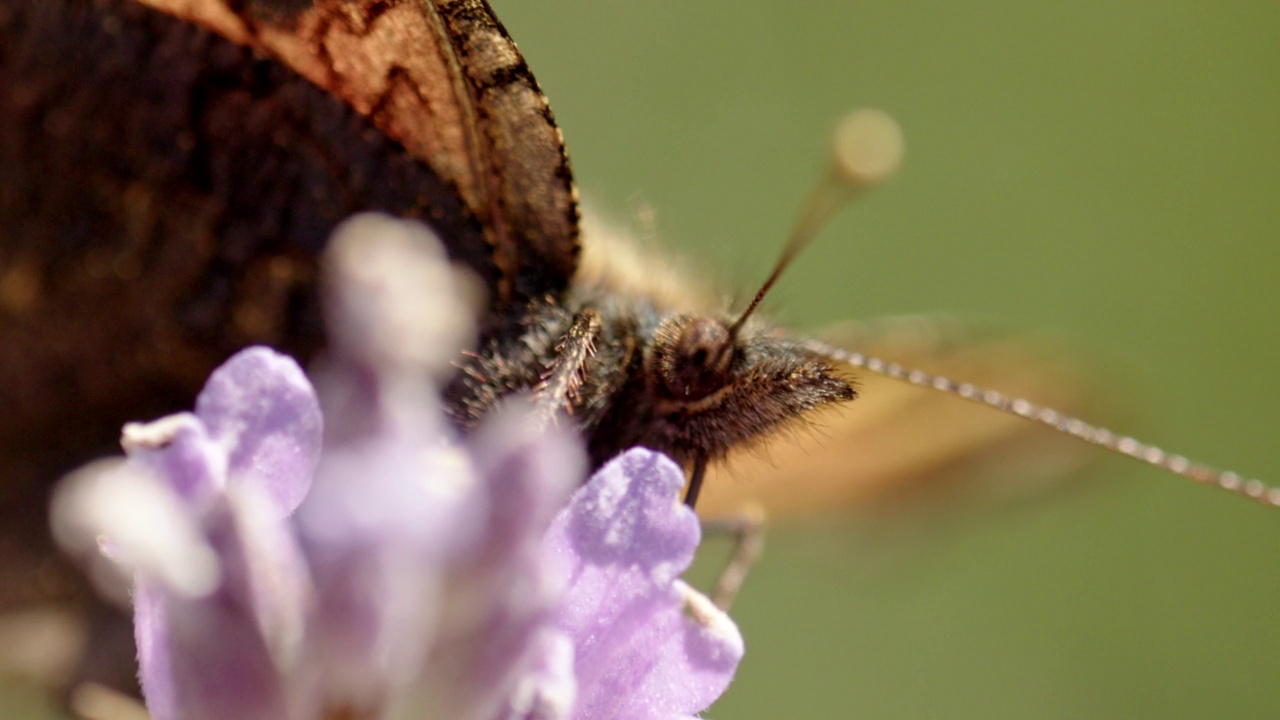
[655,317,735,400]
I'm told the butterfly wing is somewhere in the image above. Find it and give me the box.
[0,1,580,685]
[697,316,1123,522]
[0,0,581,471]
[137,0,581,308]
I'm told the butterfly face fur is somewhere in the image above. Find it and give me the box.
[446,244,857,470]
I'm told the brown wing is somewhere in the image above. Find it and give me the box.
[1,0,581,462]
[0,0,578,687]
[696,316,1124,522]
[0,0,583,478]
[139,0,581,307]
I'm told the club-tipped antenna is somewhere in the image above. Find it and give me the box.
[805,339,1280,508]
[730,108,1274,507]
[729,109,905,335]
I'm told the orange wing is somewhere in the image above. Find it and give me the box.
[697,316,1125,522]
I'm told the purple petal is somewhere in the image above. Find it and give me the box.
[121,414,221,507]
[136,577,288,720]
[218,487,313,668]
[542,448,743,719]
[603,580,744,718]
[134,487,313,720]
[500,629,576,720]
[469,410,584,564]
[295,444,460,707]
[320,214,478,381]
[195,347,322,517]
[300,536,440,712]
[50,458,220,604]
[296,427,483,709]
[415,411,582,719]
[557,450,700,578]
[116,350,318,720]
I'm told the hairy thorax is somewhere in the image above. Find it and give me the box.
[445,228,854,471]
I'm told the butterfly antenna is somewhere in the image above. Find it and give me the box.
[805,339,1280,508]
[743,110,1275,508]
[729,109,905,335]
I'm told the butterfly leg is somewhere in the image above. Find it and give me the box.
[684,454,708,507]
[529,309,602,429]
[700,505,767,611]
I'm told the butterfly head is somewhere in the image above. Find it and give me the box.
[586,109,905,474]
[652,315,735,401]
[598,312,853,469]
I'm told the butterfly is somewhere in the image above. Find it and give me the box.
[0,0,985,529]
[0,0,1275,705]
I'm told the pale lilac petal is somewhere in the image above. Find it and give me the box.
[50,458,220,604]
[195,347,322,516]
[53,213,748,720]
[295,436,469,708]
[136,577,288,720]
[137,477,312,715]
[133,484,313,720]
[300,535,440,712]
[290,214,493,713]
[410,411,582,719]
[310,214,468,447]
[500,629,576,720]
[610,581,744,716]
[542,448,743,719]
[295,394,484,709]
[221,486,313,669]
[321,214,478,380]
[469,412,584,563]
[298,434,474,551]
[78,349,321,720]
[121,413,222,507]
[133,583,175,720]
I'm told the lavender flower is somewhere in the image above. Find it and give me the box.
[545,449,745,720]
[51,214,743,720]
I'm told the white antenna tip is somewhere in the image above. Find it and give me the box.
[832,108,905,189]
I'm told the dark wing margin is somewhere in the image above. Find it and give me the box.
[433,0,581,305]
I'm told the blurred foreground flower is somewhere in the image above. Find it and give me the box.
[50,215,742,720]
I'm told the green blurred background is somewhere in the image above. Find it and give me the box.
[6,1,1277,718]
[498,1,1280,718]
